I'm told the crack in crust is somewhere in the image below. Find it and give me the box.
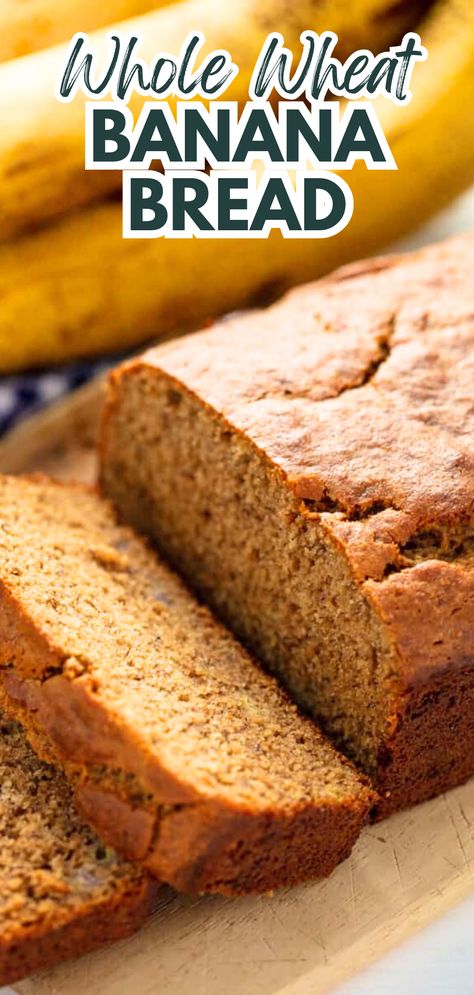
[139,236,474,580]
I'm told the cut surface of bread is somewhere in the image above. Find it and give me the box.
[100,233,474,817]
[0,712,156,987]
[0,475,373,895]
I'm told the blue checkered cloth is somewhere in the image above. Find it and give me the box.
[0,358,118,435]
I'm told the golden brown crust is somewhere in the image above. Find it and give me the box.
[366,562,474,687]
[140,237,472,519]
[75,780,367,895]
[105,234,474,812]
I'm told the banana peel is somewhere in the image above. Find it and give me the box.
[0,0,173,63]
[0,0,472,371]
[0,0,427,242]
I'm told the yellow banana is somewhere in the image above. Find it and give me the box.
[0,1,174,63]
[0,0,472,371]
[0,0,425,242]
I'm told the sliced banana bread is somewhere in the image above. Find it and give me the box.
[101,233,474,817]
[0,712,156,987]
[0,475,372,895]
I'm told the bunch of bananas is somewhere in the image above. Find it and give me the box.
[0,0,472,371]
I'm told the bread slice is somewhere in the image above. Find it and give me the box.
[0,475,372,895]
[0,711,156,987]
[101,233,474,818]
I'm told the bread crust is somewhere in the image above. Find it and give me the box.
[102,234,474,812]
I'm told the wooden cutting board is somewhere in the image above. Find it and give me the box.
[1,378,472,995]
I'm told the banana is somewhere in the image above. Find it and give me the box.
[0,0,426,242]
[0,1,174,63]
[0,0,471,372]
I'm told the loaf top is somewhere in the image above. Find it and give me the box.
[0,711,153,969]
[135,234,474,684]
[0,475,368,813]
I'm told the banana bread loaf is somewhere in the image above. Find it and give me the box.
[0,475,373,895]
[101,233,474,817]
[0,711,156,987]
